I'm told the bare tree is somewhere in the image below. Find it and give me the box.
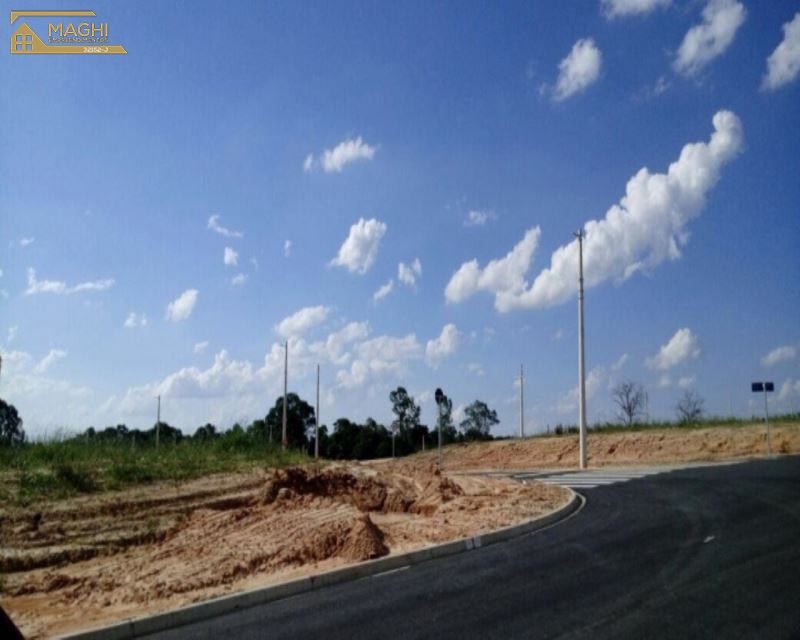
[612,382,645,427]
[676,391,704,424]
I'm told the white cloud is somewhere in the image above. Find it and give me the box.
[312,321,370,366]
[761,345,797,367]
[284,240,292,258]
[762,13,800,91]
[647,328,701,371]
[674,0,746,76]
[464,210,496,227]
[373,279,394,302]
[207,214,244,239]
[558,365,605,414]
[250,256,259,270]
[611,353,629,372]
[165,289,199,322]
[276,305,330,339]
[658,374,672,388]
[678,375,697,389]
[124,312,148,329]
[777,379,800,403]
[25,267,114,295]
[552,38,602,101]
[194,341,209,354]
[425,323,462,368]
[446,111,743,312]
[444,227,541,311]
[329,218,387,275]
[34,348,67,374]
[19,237,35,247]
[224,246,238,267]
[303,154,315,172]
[8,325,18,343]
[336,333,422,389]
[321,137,377,173]
[230,273,247,286]
[398,258,422,289]
[466,362,485,376]
[602,0,671,19]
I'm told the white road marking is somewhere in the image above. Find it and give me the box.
[704,535,715,544]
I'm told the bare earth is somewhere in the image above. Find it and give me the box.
[437,422,800,470]
[0,461,568,638]
[2,422,795,638]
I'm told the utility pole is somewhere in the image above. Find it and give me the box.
[282,341,288,451]
[519,364,525,438]
[763,385,772,457]
[315,363,320,460]
[156,394,161,451]
[575,229,588,470]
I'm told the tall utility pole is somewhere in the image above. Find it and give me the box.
[763,385,772,457]
[315,363,320,460]
[519,364,525,438]
[282,341,288,451]
[156,394,161,451]
[575,229,587,470]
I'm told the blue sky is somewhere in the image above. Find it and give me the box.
[1,0,799,438]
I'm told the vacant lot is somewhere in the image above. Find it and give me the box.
[436,422,800,470]
[0,461,568,638]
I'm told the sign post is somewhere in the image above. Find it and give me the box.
[751,382,774,456]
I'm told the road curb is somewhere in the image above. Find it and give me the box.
[61,490,579,640]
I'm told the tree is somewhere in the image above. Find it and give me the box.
[459,400,498,441]
[266,393,316,449]
[193,423,218,441]
[389,387,420,454]
[434,391,457,445]
[676,390,704,424]
[612,382,646,427]
[0,399,25,446]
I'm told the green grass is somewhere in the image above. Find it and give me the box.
[534,413,800,438]
[0,437,308,506]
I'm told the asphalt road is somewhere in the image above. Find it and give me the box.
[150,456,800,640]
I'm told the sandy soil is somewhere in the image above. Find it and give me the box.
[436,422,800,471]
[0,462,568,638]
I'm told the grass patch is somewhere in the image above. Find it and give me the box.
[0,437,308,505]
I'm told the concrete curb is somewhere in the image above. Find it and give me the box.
[61,490,580,640]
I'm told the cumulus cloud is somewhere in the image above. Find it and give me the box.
[425,324,462,368]
[678,375,697,389]
[373,279,394,302]
[224,246,238,267]
[305,136,377,173]
[336,334,422,389]
[552,38,602,101]
[602,0,671,18]
[194,341,209,354]
[762,12,800,91]
[761,345,797,367]
[464,210,496,227]
[558,365,606,414]
[674,0,746,76]
[19,237,35,247]
[207,214,244,239]
[230,273,247,286]
[165,289,199,322]
[33,348,67,374]
[466,362,485,376]
[778,379,800,403]
[445,111,743,312]
[275,305,330,339]
[124,312,148,329]
[398,258,422,289]
[25,268,114,295]
[444,228,541,311]
[330,218,387,275]
[647,328,701,371]
[284,240,292,258]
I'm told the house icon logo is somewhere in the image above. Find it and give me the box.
[9,10,127,55]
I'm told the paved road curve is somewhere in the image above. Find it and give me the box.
[151,457,800,639]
